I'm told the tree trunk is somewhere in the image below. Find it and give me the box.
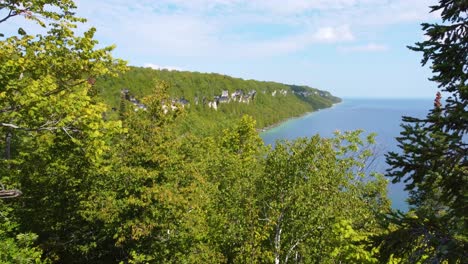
[274,212,283,264]
[5,129,11,160]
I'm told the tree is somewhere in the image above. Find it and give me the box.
[0,0,125,261]
[0,0,81,33]
[80,81,223,263]
[93,66,341,137]
[260,131,388,264]
[379,0,467,262]
[0,206,46,263]
[206,115,270,263]
[0,0,125,192]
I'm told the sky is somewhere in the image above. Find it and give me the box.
[8,0,442,98]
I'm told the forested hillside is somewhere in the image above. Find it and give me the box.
[1,0,465,263]
[95,67,341,134]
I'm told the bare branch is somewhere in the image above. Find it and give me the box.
[1,122,80,134]
[0,189,22,198]
[0,9,17,24]
[0,122,20,129]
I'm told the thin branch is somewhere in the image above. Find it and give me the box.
[1,122,80,134]
[44,79,88,97]
[0,9,17,24]
[284,230,314,263]
[62,127,75,140]
[0,122,20,129]
[284,240,301,263]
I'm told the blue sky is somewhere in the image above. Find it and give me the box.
[7,0,442,98]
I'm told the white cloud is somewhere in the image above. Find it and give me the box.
[72,0,438,60]
[144,63,183,71]
[227,25,355,58]
[313,25,354,42]
[339,43,388,53]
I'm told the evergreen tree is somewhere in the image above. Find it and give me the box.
[379,1,467,262]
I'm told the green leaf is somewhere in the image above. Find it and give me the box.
[18,27,26,35]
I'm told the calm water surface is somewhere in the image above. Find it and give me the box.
[261,98,433,211]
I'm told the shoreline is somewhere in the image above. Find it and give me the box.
[258,101,343,133]
[257,111,313,133]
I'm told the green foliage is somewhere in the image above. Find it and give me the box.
[205,116,271,263]
[1,0,126,262]
[95,67,341,135]
[74,104,388,263]
[79,81,222,263]
[1,1,393,263]
[378,0,467,262]
[256,131,388,263]
[329,220,379,263]
[0,206,47,263]
[0,0,83,34]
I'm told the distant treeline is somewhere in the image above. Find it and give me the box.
[95,67,341,134]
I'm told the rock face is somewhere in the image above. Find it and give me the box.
[208,101,218,110]
[120,85,338,113]
[121,88,261,112]
[122,89,192,113]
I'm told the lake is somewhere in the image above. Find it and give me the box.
[261,98,433,211]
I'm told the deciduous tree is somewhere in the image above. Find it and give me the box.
[0,0,125,261]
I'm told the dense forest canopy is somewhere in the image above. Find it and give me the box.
[0,0,466,263]
[95,66,341,134]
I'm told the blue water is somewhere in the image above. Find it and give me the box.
[261,98,433,211]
